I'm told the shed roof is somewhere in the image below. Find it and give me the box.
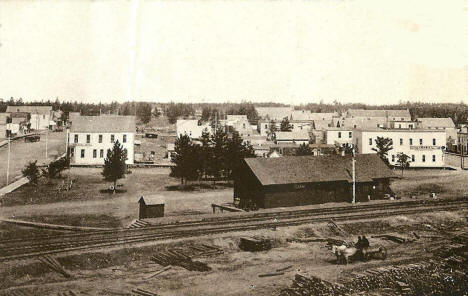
[243,154,394,186]
[275,131,310,141]
[138,195,165,205]
[417,118,455,128]
[346,109,410,118]
[70,116,136,133]
[6,105,52,115]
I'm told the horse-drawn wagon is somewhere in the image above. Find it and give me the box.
[329,241,387,264]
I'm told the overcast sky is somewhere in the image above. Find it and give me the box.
[0,0,467,105]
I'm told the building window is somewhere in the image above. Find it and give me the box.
[93,149,97,158]
[86,134,90,144]
[243,123,246,128]
[123,134,127,143]
[43,115,46,119]
[338,132,341,138]
[419,138,423,145]
[401,118,404,121]
[265,124,268,129]
[349,132,352,138]
[409,138,413,145]
[70,148,75,157]
[100,149,104,158]
[432,138,436,145]
[432,155,436,162]
[99,135,103,143]
[369,138,372,145]
[398,124,401,129]
[74,134,78,143]
[400,138,403,145]
[391,154,395,162]
[111,135,115,143]
[409,124,413,129]
[80,149,85,158]
[422,155,426,162]
[411,155,415,162]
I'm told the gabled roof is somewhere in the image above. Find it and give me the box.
[346,109,410,118]
[70,116,136,133]
[243,154,394,186]
[6,105,52,115]
[138,195,165,205]
[275,131,310,141]
[341,117,387,129]
[313,119,333,130]
[256,107,293,121]
[417,118,455,129]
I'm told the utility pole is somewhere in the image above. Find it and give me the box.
[45,128,48,158]
[352,145,356,204]
[6,134,11,185]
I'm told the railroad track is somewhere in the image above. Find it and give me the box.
[0,199,466,261]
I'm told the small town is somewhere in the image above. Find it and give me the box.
[0,100,467,295]
[0,1,467,295]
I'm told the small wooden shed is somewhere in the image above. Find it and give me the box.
[138,195,165,219]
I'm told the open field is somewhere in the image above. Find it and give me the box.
[0,211,465,295]
[0,131,66,187]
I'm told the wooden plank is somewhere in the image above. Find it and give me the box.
[258,272,285,277]
[145,266,171,280]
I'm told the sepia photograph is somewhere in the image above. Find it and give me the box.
[0,0,467,295]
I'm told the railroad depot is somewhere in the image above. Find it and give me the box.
[234,154,395,208]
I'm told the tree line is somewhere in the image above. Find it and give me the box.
[170,129,256,185]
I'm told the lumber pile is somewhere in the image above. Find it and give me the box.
[132,288,159,296]
[127,219,152,229]
[38,255,72,278]
[239,237,272,252]
[327,220,347,237]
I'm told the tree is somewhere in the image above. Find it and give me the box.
[372,137,393,165]
[137,103,152,124]
[280,117,292,132]
[210,128,229,181]
[396,152,411,176]
[102,140,127,193]
[226,132,256,179]
[22,160,40,185]
[201,107,212,122]
[267,120,277,140]
[199,128,213,179]
[46,157,70,178]
[296,143,313,156]
[170,135,199,184]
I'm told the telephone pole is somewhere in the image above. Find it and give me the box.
[352,145,356,204]
[6,134,11,185]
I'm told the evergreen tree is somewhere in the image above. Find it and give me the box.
[22,160,40,185]
[102,140,127,193]
[137,103,152,124]
[372,137,393,165]
[280,117,292,131]
[296,143,313,156]
[210,128,229,180]
[199,128,212,179]
[226,132,256,179]
[268,120,277,140]
[170,135,199,184]
[396,152,411,176]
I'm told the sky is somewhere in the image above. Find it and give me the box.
[0,0,467,105]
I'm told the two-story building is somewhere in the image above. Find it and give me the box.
[6,105,53,130]
[416,118,457,145]
[325,128,354,146]
[68,116,135,165]
[353,129,446,167]
[176,119,212,140]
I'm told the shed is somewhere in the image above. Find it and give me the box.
[138,195,165,219]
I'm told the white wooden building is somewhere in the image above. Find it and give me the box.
[68,116,136,165]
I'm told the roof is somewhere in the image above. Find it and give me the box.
[341,117,387,129]
[417,118,455,129]
[70,116,136,133]
[275,131,310,141]
[243,154,394,186]
[6,105,52,115]
[346,109,410,119]
[256,107,293,121]
[313,119,333,130]
[226,115,248,121]
[138,195,165,205]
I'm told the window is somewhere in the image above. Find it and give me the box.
[349,132,352,138]
[111,135,115,143]
[411,155,415,162]
[80,149,85,158]
[409,138,413,145]
[432,138,436,145]
[100,149,104,158]
[338,132,341,138]
[401,118,404,121]
[409,124,413,129]
[243,123,246,128]
[98,135,103,143]
[369,138,372,145]
[123,134,127,143]
[74,134,78,143]
[432,155,436,162]
[86,134,90,144]
[43,115,46,119]
[400,138,403,145]
[93,149,97,158]
[265,124,267,129]
[422,155,426,162]
[398,124,401,129]
[391,155,395,162]
[419,139,423,145]
[70,148,74,157]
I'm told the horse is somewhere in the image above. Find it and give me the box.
[331,244,358,265]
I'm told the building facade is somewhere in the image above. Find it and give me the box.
[68,116,135,165]
[6,106,53,130]
[176,119,211,139]
[325,128,354,146]
[353,129,446,167]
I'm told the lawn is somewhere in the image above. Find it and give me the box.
[391,168,468,198]
[1,167,233,227]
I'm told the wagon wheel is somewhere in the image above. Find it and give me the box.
[379,246,387,260]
